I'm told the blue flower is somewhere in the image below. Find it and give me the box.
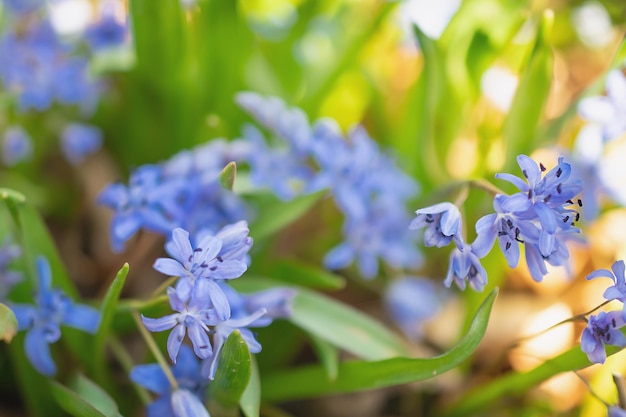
[84,13,128,52]
[60,123,103,165]
[11,257,100,376]
[98,165,185,251]
[0,238,23,299]
[609,406,626,417]
[410,202,463,248]
[130,345,210,417]
[587,261,626,317]
[141,280,221,362]
[445,244,488,291]
[154,226,249,318]
[578,69,626,143]
[473,155,583,282]
[2,126,33,166]
[384,277,441,341]
[581,311,626,364]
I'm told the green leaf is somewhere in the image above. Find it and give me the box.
[50,382,106,417]
[51,374,122,417]
[269,260,345,290]
[94,264,129,384]
[219,161,237,191]
[250,191,323,241]
[440,340,618,416]
[240,356,261,417]
[0,303,17,343]
[210,330,252,407]
[503,10,553,168]
[289,287,410,360]
[261,289,498,402]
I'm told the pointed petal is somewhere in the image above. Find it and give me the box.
[516,154,541,185]
[62,303,100,333]
[154,258,187,278]
[25,328,56,376]
[171,228,193,264]
[167,324,186,363]
[188,323,212,359]
[586,268,614,281]
[142,314,178,332]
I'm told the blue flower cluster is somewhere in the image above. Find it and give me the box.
[138,223,295,415]
[569,67,626,219]
[10,257,100,376]
[411,154,583,290]
[98,140,251,252]
[237,92,421,278]
[582,260,626,364]
[0,0,128,166]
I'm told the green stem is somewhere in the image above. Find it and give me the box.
[108,336,152,406]
[132,311,179,391]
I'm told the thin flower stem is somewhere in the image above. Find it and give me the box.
[116,295,169,312]
[509,300,612,349]
[150,276,178,299]
[572,370,610,407]
[468,178,507,197]
[132,311,179,391]
[108,336,152,406]
[614,373,626,409]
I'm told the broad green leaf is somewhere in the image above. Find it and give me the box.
[240,356,261,417]
[219,161,237,191]
[69,374,122,417]
[250,191,323,241]
[51,375,122,417]
[289,287,410,360]
[269,260,345,290]
[94,264,129,384]
[440,341,619,417]
[261,289,497,402]
[0,303,17,343]
[210,330,252,407]
[503,10,553,169]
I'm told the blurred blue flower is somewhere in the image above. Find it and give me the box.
[581,310,626,364]
[410,202,463,248]
[130,345,210,417]
[84,13,128,51]
[324,199,422,279]
[0,20,100,112]
[60,123,103,165]
[220,282,296,327]
[609,406,626,417]
[11,256,100,376]
[0,238,23,299]
[1,0,43,15]
[445,244,488,291]
[98,165,186,251]
[141,281,221,363]
[578,69,626,142]
[384,277,441,341]
[2,126,32,166]
[587,260,626,307]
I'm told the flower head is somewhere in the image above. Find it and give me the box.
[410,202,463,248]
[587,260,626,304]
[445,244,488,291]
[581,310,626,364]
[2,127,33,166]
[60,123,103,165]
[141,280,221,362]
[11,257,100,375]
